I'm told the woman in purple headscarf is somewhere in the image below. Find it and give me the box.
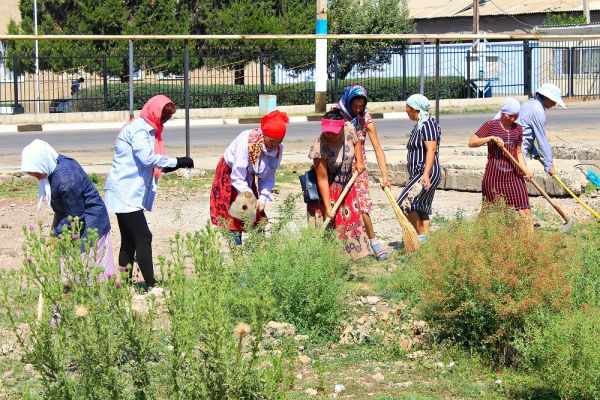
[333,84,390,260]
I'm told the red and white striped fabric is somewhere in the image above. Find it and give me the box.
[475,120,530,210]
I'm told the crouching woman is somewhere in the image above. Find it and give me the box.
[307,109,370,260]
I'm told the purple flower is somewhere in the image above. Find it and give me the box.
[115,281,121,289]
[28,224,34,231]
[106,273,112,280]
[27,257,33,264]
[120,266,127,272]
[71,233,79,240]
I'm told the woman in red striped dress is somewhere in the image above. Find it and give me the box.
[468,98,533,222]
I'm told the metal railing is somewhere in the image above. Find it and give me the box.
[1,37,599,114]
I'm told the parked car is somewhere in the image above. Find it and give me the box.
[49,98,73,113]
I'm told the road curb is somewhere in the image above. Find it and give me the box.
[3,112,408,134]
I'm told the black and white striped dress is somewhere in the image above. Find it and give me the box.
[396,117,442,215]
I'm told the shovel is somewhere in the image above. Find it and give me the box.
[500,146,574,232]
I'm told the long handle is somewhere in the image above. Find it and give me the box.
[323,171,360,228]
[553,175,600,221]
[499,146,570,223]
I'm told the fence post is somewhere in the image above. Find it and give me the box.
[466,49,471,98]
[568,47,574,97]
[259,52,265,95]
[102,55,109,111]
[401,48,407,100]
[184,40,190,158]
[435,40,440,123]
[523,40,532,97]
[419,40,425,95]
[12,54,19,113]
[128,40,134,119]
[333,48,339,100]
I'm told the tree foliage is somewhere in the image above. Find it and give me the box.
[541,12,588,27]
[5,0,415,83]
[7,0,189,80]
[329,0,415,79]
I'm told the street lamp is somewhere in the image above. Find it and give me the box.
[33,0,40,113]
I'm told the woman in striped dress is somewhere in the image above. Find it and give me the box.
[396,94,442,242]
[468,98,533,221]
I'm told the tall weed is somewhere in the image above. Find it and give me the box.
[6,219,156,400]
[517,308,600,399]
[239,195,350,339]
[158,225,293,399]
[393,204,579,364]
[5,220,293,399]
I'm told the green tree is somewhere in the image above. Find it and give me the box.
[541,12,587,26]
[329,0,415,79]
[202,0,314,84]
[7,0,189,80]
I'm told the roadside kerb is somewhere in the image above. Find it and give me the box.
[0,97,529,134]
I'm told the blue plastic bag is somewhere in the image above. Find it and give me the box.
[586,169,600,188]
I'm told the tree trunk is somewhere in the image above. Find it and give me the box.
[234,66,245,85]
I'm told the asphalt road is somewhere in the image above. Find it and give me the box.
[0,106,597,165]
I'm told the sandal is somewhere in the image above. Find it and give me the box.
[371,242,389,261]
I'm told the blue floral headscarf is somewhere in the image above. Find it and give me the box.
[337,85,368,129]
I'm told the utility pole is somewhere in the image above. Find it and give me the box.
[583,0,591,24]
[315,0,328,113]
[472,0,479,35]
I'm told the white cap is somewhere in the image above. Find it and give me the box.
[536,83,566,109]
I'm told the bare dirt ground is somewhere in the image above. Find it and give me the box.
[1,173,598,275]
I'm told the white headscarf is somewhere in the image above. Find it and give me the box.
[20,140,59,209]
[406,94,431,129]
[493,97,521,120]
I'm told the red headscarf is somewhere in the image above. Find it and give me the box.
[139,95,175,179]
[260,110,289,139]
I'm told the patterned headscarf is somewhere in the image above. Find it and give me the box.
[21,139,59,209]
[247,128,264,167]
[139,94,175,179]
[406,94,431,129]
[337,84,368,129]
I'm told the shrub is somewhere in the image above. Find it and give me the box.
[76,76,467,111]
[158,225,294,399]
[238,196,350,339]
[517,308,600,399]
[398,204,579,364]
[4,220,293,399]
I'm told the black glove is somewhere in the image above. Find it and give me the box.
[162,157,194,173]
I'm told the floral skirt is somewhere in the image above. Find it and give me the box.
[210,157,266,232]
[307,182,371,260]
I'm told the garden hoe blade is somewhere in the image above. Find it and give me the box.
[229,191,257,224]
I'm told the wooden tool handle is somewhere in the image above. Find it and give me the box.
[498,145,569,223]
[323,171,361,228]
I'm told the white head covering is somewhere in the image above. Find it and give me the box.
[493,97,521,120]
[406,94,431,129]
[20,140,59,209]
[536,83,567,109]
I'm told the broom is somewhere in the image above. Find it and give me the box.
[380,179,420,253]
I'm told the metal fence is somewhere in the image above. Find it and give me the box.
[1,38,599,114]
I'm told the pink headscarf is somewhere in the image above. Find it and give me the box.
[139,95,174,179]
